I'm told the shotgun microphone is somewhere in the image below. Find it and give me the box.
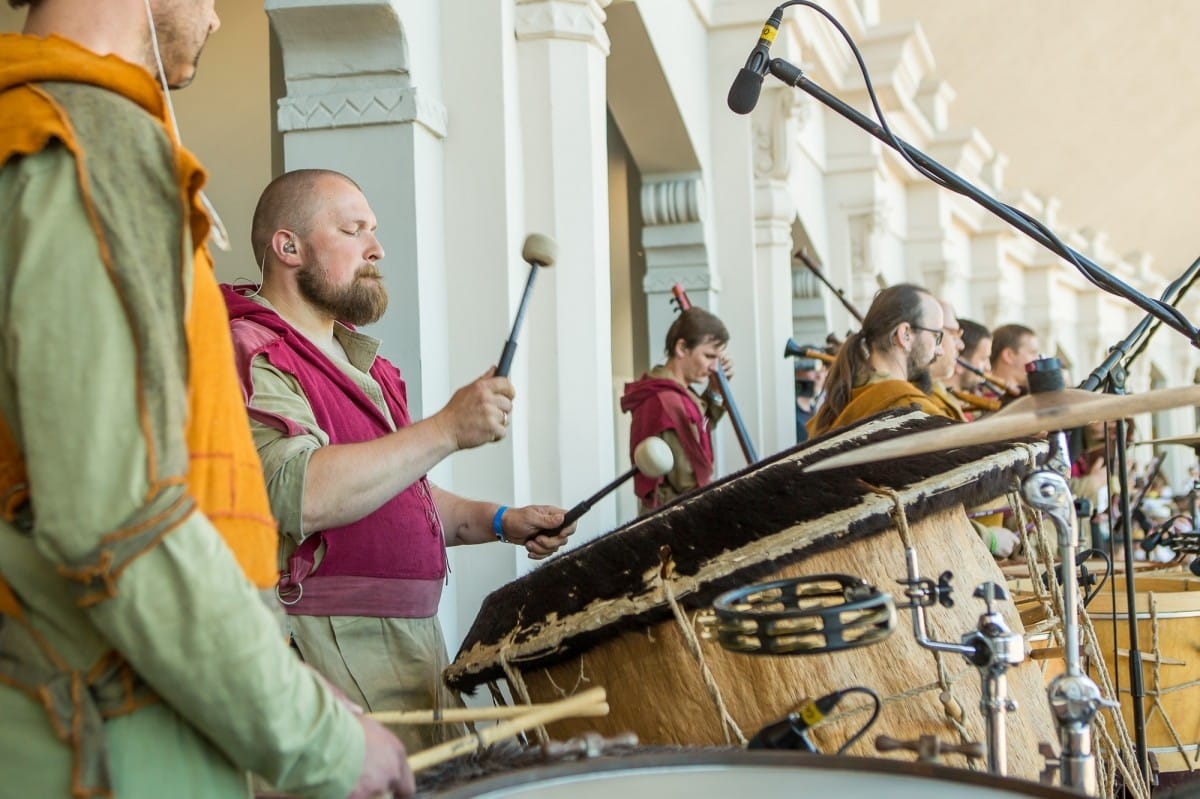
[727,6,784,115]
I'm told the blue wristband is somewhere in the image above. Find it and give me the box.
[492,506,509,543]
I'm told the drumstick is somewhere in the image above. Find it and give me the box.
[544,437,674,536]
[407,686,607,773]
[496,233,557,377]
[367,699,611,725]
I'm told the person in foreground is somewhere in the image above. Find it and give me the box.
[621,307,734,513]
[223,169,575,755]
[0,1,411,797]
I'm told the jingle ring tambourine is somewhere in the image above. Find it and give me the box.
[712,573,896,655]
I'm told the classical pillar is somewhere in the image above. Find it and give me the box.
[515,0,616,544]
[751,85,811,455]
[267,0,449,421]
[640,172,713,365]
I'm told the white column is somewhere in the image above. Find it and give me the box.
[267,0,450,426]
[514,0,616,547]
[752,85,812,456]
[640,172,714,367]
[707,13,765,475]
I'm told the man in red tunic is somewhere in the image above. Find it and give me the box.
[223,169,575,754]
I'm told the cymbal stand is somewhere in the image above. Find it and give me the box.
[895,552,1024,776]
[1021,434,1114,797]
[1187,447,1200,532]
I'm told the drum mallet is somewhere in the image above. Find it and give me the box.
[545,437,674,535]
[496,233,557,377]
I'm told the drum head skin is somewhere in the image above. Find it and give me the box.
[428,751,1079,799]
[448,409,1043,691]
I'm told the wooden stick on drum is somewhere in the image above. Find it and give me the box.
[543,436,674,535]
[406,686,608,773]
[496,233,557,377]
[367,699,611,726]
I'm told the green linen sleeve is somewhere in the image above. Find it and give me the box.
[0,143,362,798]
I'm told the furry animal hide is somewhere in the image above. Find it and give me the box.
[446,408,1044,692]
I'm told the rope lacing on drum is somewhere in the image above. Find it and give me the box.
[497,643,549,744]
[657,549,747,746]
[1144,592,1200,770]
[868,483,974,750]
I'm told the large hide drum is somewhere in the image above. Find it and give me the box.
[1086,574,1200,773]
[446,410,1058,779]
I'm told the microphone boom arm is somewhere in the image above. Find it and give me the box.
[767,57,1200,349]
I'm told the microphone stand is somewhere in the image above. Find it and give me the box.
[1080,254,1200,392]
[766,57,1200,348]
[765,53,1197,789]
[1070,258,1200,784]
[1021,441,1110,796]
[894,548,1023,777]
[1121,254,1200,375]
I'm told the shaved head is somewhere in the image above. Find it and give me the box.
[250,169,362,265]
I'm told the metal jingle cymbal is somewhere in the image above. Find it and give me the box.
[806,384,1200,472]
[1135,432,1200,449]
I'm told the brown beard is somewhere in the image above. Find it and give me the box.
[297,262,388,326]
[906,348,933,392]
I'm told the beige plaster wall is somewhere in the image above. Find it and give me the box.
[880,1,1200,283]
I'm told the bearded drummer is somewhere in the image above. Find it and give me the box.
[807,283,951,438]
[926,299,969,422]
[809,285,1019,558]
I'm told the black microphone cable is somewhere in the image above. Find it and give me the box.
[747,685,881,755]
[765,1,1197,342]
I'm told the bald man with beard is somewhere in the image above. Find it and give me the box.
[221,169,576,755]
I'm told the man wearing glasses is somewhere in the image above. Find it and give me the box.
[808,283,951,437]
[926,299,969,421]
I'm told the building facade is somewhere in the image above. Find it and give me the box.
[5,0,1195,650]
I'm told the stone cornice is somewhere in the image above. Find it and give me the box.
[641,174,705,227]
[278,87,448,137]
[515,0,612,54]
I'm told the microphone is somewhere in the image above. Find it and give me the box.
[1140,524,1170,553]
[748,690,845,752]
[727,6,785,115]
[496,233,557,378]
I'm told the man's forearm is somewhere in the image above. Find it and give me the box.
[431,486,501,546]
[302,418,458,531]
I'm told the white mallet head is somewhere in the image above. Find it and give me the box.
[633,436,674,478]
[522,233,557,268]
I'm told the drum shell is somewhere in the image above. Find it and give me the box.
[429,749,1077,799]
[511,507,1057,780]
[1086,574,1200,773]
